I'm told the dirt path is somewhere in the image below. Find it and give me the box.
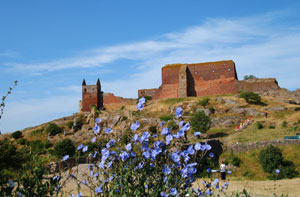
[195,178,300,196]
[60,164,300,196]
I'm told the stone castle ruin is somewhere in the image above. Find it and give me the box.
[79,60,281,112]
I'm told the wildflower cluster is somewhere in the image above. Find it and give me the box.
[60,102,220,196]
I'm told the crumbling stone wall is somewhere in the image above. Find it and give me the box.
[103,93,136,105]
[138,60,282,100]
[236,78,280,92]
[227,139,300,152]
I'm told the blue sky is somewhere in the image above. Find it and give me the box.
[1,0,300,133]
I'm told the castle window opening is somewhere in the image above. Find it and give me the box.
[84,89,86,92]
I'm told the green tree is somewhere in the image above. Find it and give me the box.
[259,145,283,173]
[53,138,75,158]
[45,123,62,136]
[11,130,23,139]
[239,91,262,104]
[190,111,211,133]
[243,75,257,80]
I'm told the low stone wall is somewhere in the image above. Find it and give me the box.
[227,139,300,152]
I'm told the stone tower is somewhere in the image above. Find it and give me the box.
[80,79,103,112]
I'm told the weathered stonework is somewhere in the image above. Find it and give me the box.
[80,79,135,112]
[138,60,280,99]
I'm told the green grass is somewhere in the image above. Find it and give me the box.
[159,97,191,105]
[229,123,296,144]
[221,143,300,180]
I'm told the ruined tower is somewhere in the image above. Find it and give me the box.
[80,79,103,112]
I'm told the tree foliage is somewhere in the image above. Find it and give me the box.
[239,91,262,104]
[190,111,211,133]
[53,138,75,158]
[45,123,62,136]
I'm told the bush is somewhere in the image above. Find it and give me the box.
[53,139,75,158]
[0,139,26,171]
[167,120,178,131]
[45,123,62,136]
[30,129,43,136]
[259,145,283,173]
[239,91,262,104]
[17,138,27,145]
[197,97,210,107]
[29,140,46,153]
[269,125,276,129]
[243,75,257,80]
[282,120,288,128]
[149,125,157,134]
[231,155,241,167]
[256,121,263,129]
[120,106,125,110]
[209,107,215,114]
[11,130,22,139]
[66,121,74,129]
[159,114,173,121]
[190,111,211,133]
[121,116,128,121]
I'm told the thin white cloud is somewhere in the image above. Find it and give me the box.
[2,11,300,132]
[0,94,80,132]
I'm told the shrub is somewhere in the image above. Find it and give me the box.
[239,91,262,104]
[66,121,74,129]
[149,125,157,134]
[45,123,62,136]
[53,139,75,158]
[17,138,27,145]
[269,125,276,129]
[209,107,215,114]
[11,130,22,139]
[298,119,300,124]
[0,139,26,171]
[231,155,241,167]
[282,120,288,128]
[121,116,128,121]
[197,97,210,107]
[29,140,46,153]
[167,120,178,131]
[259,145,283,173]
[159,114,173,121]
[190,111,211,133]
[120,106,125,110]
[256,121,263,129]
[30,129,43,136]
[132,111,137,116]
[120,129,132,145]
[243,75,257,80]
[74,115,85,130]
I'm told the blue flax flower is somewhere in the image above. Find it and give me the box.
[105,128,113,134]
[170,188,177,196]
[161,127,170,135]
[130,121,140,131]
[161,192,169,197]
[194,131,201,136]
[139,97,146,104]
[125,143,132,151]
[82,146,88,152]
[176,107,183,118]
[194,142,201,151]
[63,155,69,161]
[137,102,144,111]
[93,125,100,134]
[163,165,171,175]
[91,137,96,143]
[119,151,129,161]
[77,144,84,150]
[166,134,173,145]
[95,185,103,193]
[276,169,280,174]
[209,152,214,157]
[160,121,165,127]
[95,118,101,123]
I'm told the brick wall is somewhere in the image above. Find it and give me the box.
[103,93,135,105]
